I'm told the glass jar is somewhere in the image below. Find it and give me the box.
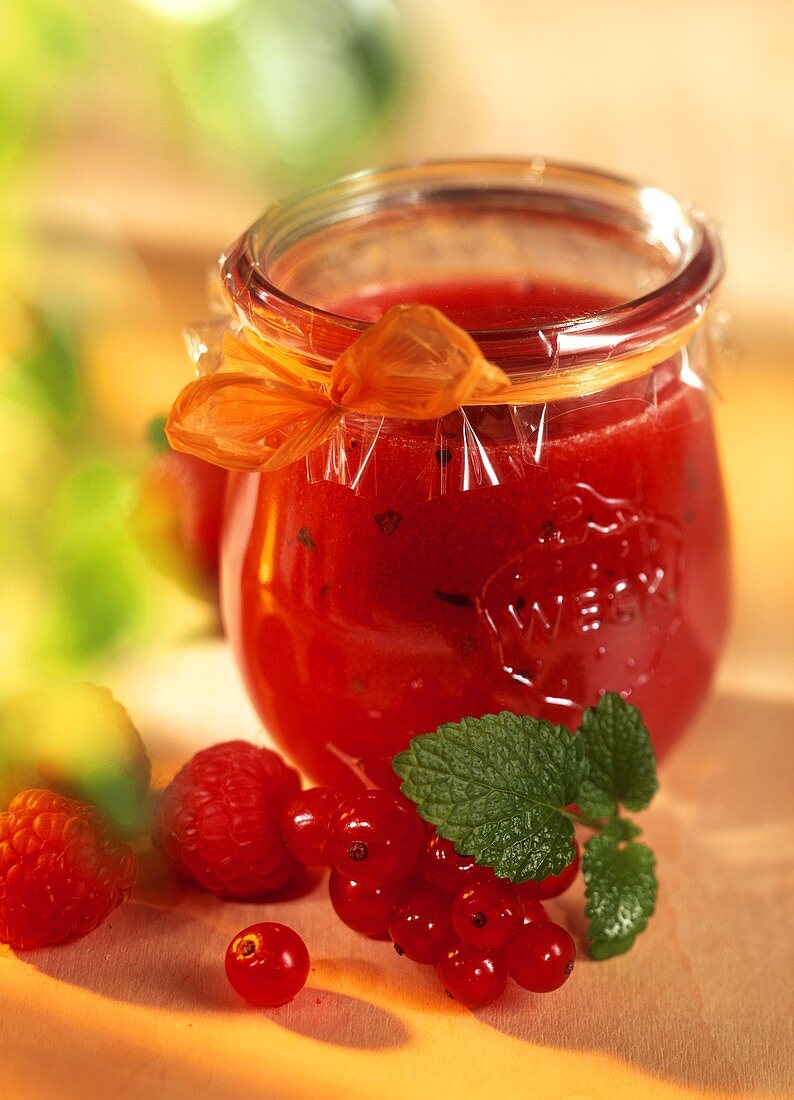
[187,160,730,790]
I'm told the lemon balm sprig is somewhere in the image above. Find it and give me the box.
[393,693,659,959]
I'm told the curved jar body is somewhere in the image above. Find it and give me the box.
[215,162,730,790]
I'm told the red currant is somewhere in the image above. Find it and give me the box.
[281,787,341,866]
[389,883,452,964]
[451,879,522,950]
[329,790,423,886]
[515,839,580,901]
[506,920,576,993]
[328,870,403,937]
[437,942,508,1009]
[225,922,310,1007]
[522,898,548,924]
[421,832,494,893]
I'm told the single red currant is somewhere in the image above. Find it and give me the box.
[328,870,403,937]
[506,920,576,993]
[329,790,424,886]
[451,879,522,950]
[437,942,508,1009]
[389,883,452,964]
[515,839,580,901]
[225,922,310,1007]
[421,832,494,893]
[521,898,548,924]
[281,787,341,866]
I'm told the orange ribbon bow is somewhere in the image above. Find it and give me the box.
[166,304,512,474]
[166,303,705,474]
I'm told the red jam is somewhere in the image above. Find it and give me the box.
[221,279,730,791]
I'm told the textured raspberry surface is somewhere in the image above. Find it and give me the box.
[0,789,137,950]
[153,741,301,898]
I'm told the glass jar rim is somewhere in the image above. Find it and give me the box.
[220,158,724,372]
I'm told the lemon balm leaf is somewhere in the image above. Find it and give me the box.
[393,712,587,882]
[576,693,658,818]
[583,835,657,959]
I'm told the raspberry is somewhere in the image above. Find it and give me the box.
[153,741,301,898]
[0,789,136,950]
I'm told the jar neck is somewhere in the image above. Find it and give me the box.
[219,159,724,378]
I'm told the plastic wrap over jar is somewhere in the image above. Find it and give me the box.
[168,160,730,789]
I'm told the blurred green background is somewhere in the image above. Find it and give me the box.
[1,0,406,695]
[2,0,792,719]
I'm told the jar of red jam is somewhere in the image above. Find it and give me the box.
[171,160,729,791]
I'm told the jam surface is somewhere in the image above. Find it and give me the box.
[221,281,730,789]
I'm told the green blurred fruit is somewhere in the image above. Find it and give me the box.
[0,682,152,836]
[131,442,226,602]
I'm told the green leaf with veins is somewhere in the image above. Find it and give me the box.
[576,693,658,818]
[584,835,657,959]
[393,712,587,882]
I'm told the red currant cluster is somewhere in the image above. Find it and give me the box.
[281,786,578,1009]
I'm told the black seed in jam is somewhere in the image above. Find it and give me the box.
[349,438,361,450]
[684,510,695,523]
[435,446,453,467]
[433,589,474,608]
[318,584,331,598]
[540,520,557,541]
[297,527,317,552]
[514,595,526,613]
[460,635,477,656]
[375,510,402,535]
[351,677,367,694]
[393,943,405,956]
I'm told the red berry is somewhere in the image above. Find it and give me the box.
[132,447,226,597]
[153,741,301,898]
[328,871,402,937]
[515,840,580,901]
[329,790,423,886]
[281,787,340,866]
[437,942,508,1009]
[421,832,494,893]
[225,922,309,1007]
[451,879,522,950]
[521,898,548,924]
[389,883,451,963]
[0,789,136,950]
[507,920,576,992]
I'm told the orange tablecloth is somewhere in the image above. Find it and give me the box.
[1,672,791,1100]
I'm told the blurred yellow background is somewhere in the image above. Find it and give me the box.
[2,0,793,700]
